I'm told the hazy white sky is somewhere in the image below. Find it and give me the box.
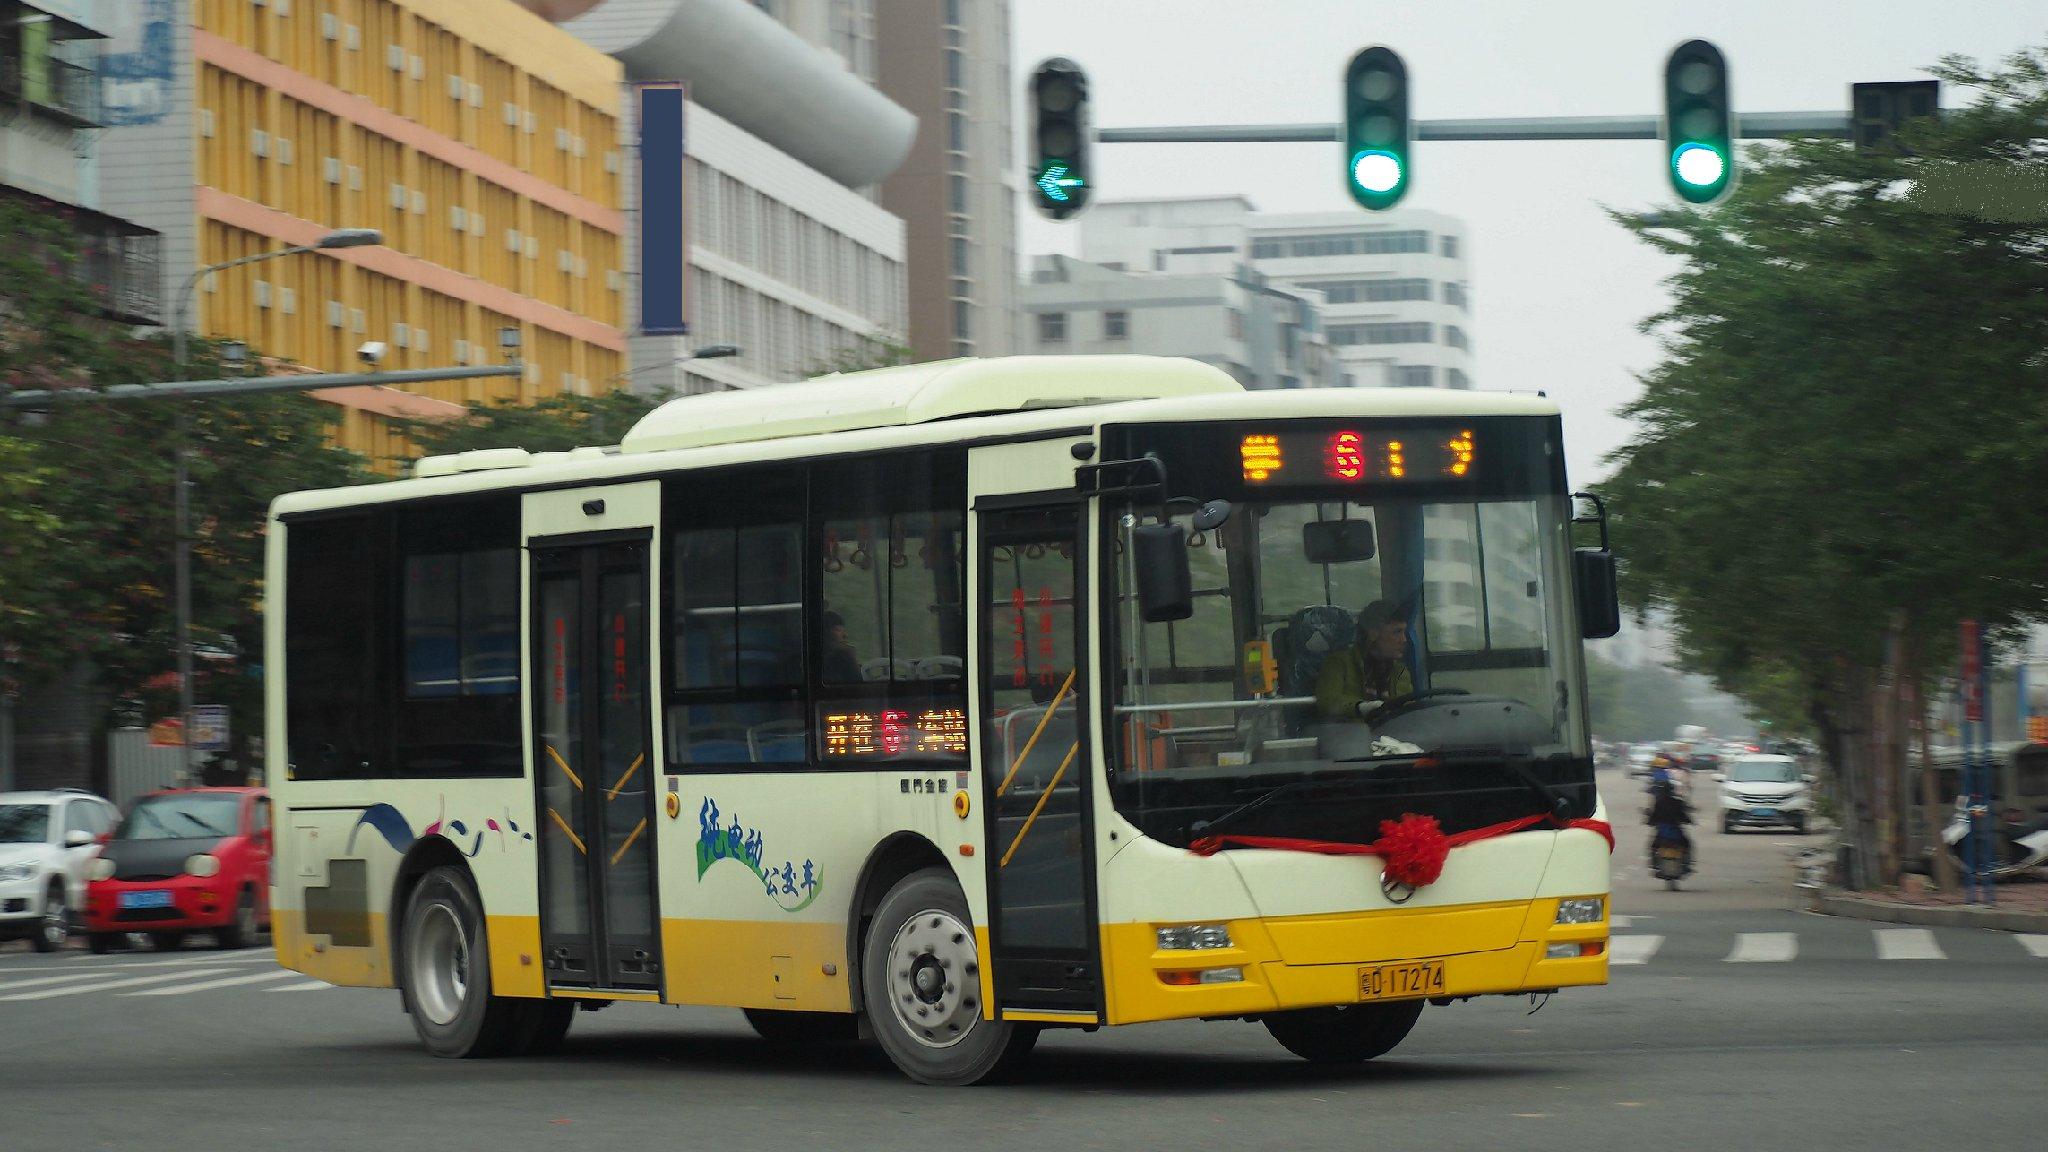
[1013,1,2046,484]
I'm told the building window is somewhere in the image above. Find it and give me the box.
[1252,238,1282,259]
[1038,312,1067,343]
[1445,325,1469,351]
[1327,321,1434,346]
[1447,367,1471,390]
[954,299,972,340]
[1258,230,1429,259]
[943,0,961,25]
[949,173,968,214]
[1392,365,1435,387]
[951,236,969,276]
[1228,309,1244,340]
[948,111,966,152]
[1444,281,1467,309]
[1441,234,1460,258]
[1103,310,1128,340]
[945,48,963,88]
[1297,278,1431,305]
[951,277,972,300]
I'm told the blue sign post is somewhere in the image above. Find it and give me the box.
[637,82,689,336]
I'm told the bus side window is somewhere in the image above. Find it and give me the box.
[285,513,381,780]
[666,469,806,768]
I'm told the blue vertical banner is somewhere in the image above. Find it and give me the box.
[637,82,689,335]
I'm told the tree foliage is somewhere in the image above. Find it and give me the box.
[399,389,658,457]
[1598,46,2048,880]
[1,198,365,768]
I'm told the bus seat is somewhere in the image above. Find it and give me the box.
[913,655,964,680]
[1276,605,1356,697]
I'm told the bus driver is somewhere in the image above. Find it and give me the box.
[1314,599,1414,722]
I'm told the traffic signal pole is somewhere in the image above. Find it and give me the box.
[1096,110,1853,145]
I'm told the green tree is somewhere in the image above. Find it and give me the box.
[1,198,366,775]
[1599,46,2048,885]
[400,389,658,458]
[807,333,913,377]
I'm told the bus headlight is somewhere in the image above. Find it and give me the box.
[1156,924,1233,951]
[184,854,222,878]
[1555,897,1604,925]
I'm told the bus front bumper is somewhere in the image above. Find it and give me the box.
[1101,897,1610,1026]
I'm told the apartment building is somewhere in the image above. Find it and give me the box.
[99,0,628,460]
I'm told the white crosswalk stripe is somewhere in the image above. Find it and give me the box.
[124,969,301,996]
[2017,934,2048,959]
[1725,932,1798,963]
[1610,915,1634,929]
[0,968,238,1001]
[1608,935,1663,965]
[0,971,123,994]
[266,981,331,992]
[1874,928,1945,960]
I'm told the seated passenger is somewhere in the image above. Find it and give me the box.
[820,611,863,684]
[1313,599,1414,722]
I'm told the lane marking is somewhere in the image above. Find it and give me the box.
[1875,928,1945,960]
[1610,915,1633,929]
[0,971,124,993]
[1725,932,1797,963]
[125,969,301,996]
[0,951,272,975]
[1608,935,1664,965]
[2017,934,2048,959]
[0,969,238,1001]
[266,981,332,992]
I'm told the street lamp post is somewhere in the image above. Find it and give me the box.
[168,227,381,782]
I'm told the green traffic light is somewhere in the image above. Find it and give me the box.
[1343,46,1410,211]
[1671,142,1726,189]
[1663,39,1735,204]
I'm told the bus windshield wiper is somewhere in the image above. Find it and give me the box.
[1438,750,1572,820]
[1190,779,1335,842]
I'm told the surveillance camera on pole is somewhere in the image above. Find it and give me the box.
[357,341,388,366]
[1029,57,1092,220]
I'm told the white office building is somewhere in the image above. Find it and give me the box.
[527,0,914,396]
[1019,254,1337,390]
[1076,197,1475,389]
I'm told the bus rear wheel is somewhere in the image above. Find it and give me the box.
[862,868,1036,1085]
[1263,999,1424,1064]
[399,865,534,1058]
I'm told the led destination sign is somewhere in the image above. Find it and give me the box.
[1240,428,1477,486]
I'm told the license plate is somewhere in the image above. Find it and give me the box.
[1358,959,1446,1002]
[1751,808,1778,818]
[120,890,173,910]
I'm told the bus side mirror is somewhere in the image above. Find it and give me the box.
[1574,548,1620,639]
[1133,522,1193,622]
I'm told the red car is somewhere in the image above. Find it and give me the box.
[84,787,272,952]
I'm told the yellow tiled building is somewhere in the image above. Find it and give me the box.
[107,0,626,461]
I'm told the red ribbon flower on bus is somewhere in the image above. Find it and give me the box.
[1190,812,1614,903]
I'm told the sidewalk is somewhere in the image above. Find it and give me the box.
[1807,874,2048,933]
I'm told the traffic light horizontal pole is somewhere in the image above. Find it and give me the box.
[0,363,522,409]
[1098,111,1851,144]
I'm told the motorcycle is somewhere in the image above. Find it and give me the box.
[1651,824,1693,890]
[1941,801,2048,877]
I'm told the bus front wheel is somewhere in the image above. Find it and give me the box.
[1263,998,1424,1064]
[861,867,1037,1085]
[400,865,533,1058]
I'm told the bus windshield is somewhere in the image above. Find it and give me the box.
[1108,491,1592,848]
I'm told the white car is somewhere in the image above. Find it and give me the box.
[1716,755,1814,835]
[0,789,122,952]
[1627,747,1659,778]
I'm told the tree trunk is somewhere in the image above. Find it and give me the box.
[1916,671,1958,893]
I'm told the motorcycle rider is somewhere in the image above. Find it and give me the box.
[1646,776,1694,873]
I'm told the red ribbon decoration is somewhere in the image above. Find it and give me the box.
[1189,812,1615,890]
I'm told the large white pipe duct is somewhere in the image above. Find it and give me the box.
[544,0,917,188]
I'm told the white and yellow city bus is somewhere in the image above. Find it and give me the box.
[265,356,1618,1084]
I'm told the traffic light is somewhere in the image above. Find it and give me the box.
[1343,46,1410,211]
[1029,57,1091,220]
[1851,80,1939,155]
[1663,39,1734,204]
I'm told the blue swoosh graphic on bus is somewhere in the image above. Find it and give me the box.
[468,831,486,857]
[345,804,417,855]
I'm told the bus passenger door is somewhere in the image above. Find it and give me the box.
[978,500,1100,1015]
[531,529,661,993]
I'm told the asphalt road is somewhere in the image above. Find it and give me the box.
[5,768,2043,1151]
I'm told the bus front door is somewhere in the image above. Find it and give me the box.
[532,537,661,992]
[979,501,1100,1016]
